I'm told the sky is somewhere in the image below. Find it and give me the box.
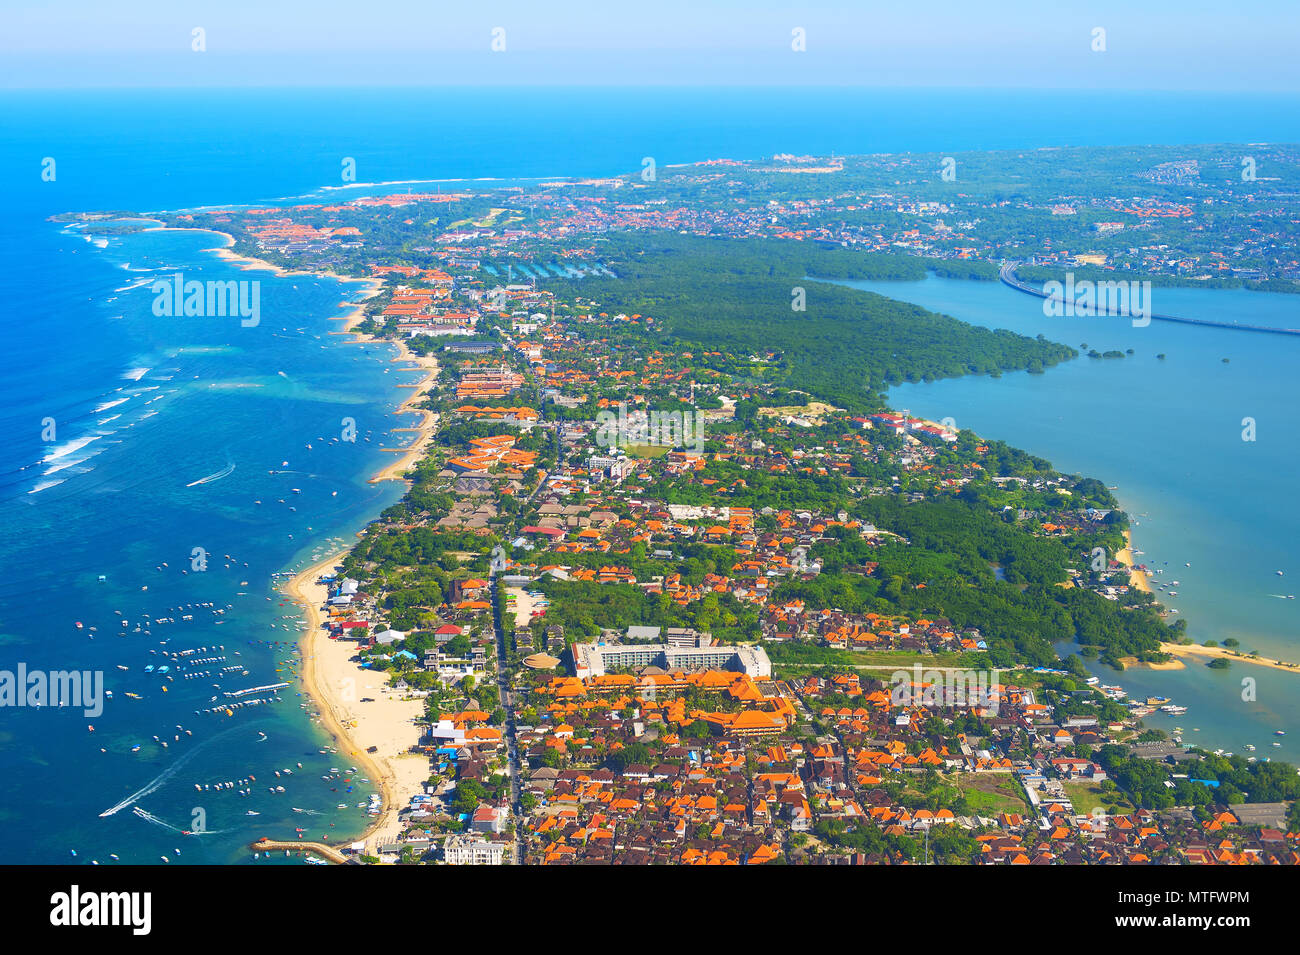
[2,0,1298,90]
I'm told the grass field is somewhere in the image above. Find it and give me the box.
[1061,780,1134,815]
[624,443,671,458]
[951,773,1030,815]
[772,649,991,670]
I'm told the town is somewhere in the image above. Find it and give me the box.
[152,146,1300,865]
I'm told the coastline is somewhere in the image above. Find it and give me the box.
[1159,641,1300,674]
[1113,527,1299,676]
[1114,528,1186,669]
[198,225,443,486]
[1118,654,1185,671]
[1116,529,1151,594]
[282,550,428,857]
[145,223,386,311]
[181,224,438,856]
[362,345,440,486]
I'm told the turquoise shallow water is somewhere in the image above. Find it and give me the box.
[843,274,1300,759]
[0,224,412,863]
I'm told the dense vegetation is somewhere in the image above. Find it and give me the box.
[553,233,1076,412]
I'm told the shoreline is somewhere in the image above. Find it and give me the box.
[1116,529,1152,594]
[146,224,387,321]
[1160,641,1300,674]
[1118,654,1185,671]
[178,223,437,856]
[356,340,440,487]
[282,550,428,856]
[175,220,446,487]
[1114,528,1185,668]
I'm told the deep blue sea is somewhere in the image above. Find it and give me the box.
[2,87,1299,863]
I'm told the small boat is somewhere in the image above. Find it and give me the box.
[246,811,260,816]
[1276,730,1287,736]
[1145,697,1171,706]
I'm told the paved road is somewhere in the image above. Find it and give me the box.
[488,563,525,863]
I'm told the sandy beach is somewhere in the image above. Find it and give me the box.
[150,223,386,332]
[181,222,435,486]
[1112,530,1187,668]
[190,224,437,855]
[205,229,380,291]
[1116,529,1152,593]
[368,348,440,485]
[145,222,379,289]
[1160,641,1300,674]
[307,271,442,486]
[1118,654,1185,671]
[282,551,429,858]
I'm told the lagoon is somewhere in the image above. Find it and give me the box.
[841,273,1300,757]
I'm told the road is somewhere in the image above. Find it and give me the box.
[489,559,525,863]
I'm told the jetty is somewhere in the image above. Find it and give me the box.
[999,262,1300,337]
[250,837,350,864]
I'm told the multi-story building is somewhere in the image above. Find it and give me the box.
[572,638,770,679]
[443,835,508,865]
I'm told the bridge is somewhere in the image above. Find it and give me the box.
[999,262,1300,337]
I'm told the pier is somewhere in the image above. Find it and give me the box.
[998,262,1300,337]
[250,837,351,865]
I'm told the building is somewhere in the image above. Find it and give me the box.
[470,803,508,834]
[443,834,508,865]
[424,719,466,746]
[572,639,771,679]
[664,627,712,649]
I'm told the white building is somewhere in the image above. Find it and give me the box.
[443,835,508,865]
[572,639,770,680]
[425,719,466,746]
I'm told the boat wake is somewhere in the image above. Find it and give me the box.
[132,805,229,835]
[99,726,240,817]
[185,461,236,488]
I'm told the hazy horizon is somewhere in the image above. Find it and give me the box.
[4,0,1298,91]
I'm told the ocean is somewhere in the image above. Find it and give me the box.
[1,86,1299,863]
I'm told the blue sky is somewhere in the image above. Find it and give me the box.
[3,0,1298,90]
